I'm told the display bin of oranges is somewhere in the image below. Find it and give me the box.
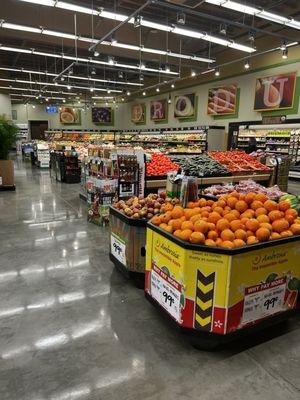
[109,206,146,288]
[145,193,300,348]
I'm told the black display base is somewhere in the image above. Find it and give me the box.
[0,185,16,191]
[145,292,297,350]
[79,193,87,201]
[109,253,145,289]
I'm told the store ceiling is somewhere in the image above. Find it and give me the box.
[1,0,300,104]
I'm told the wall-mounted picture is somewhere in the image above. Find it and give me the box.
[254,72,297,111]
[150,99,168,121]
[131,103,146,124]
[92,107,113,124]
[59,107,81,124]
[174,94,196,118]
[207,85,238,115]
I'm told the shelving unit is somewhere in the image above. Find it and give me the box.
[237,124,300,161]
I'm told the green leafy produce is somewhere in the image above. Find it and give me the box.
[171,154,231,177]
[280,194,300,214]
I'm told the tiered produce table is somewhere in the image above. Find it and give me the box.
[145,223,300,349]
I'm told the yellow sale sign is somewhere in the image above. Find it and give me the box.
[145,227,300,335]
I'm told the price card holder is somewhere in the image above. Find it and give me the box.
[150,264,181,322]
[242,277,286,325]
[111,232,126,266]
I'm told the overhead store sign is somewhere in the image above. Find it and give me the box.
[254,72,297,112]
[207,84,238,115]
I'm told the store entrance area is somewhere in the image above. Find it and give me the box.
[0,161,299,400]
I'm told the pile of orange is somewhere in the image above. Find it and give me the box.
[151,191,300,248]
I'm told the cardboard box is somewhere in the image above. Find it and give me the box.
[0,160,14,186]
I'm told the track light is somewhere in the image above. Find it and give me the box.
[68,68,73,75]
[32,105,35,109]
[94,50,99,57]
[108,56,114,65]
[177,12,186,25]
[111,36,117,45]
[93,102,96,106]
[156,87,160,92]
[107,89,111,94]
[63,99,66,103]
[168,94,171,104]
[126,91,131,96]
[45,97,49,101]
[219,23,227,36]
[142,91,146,96]
[282,48,288,59]
[90,87,94,92]
[121,97,125,101]
[191,70,196,77]
[140,74,144,81]
[215,68,220,77]
[60,76,65,81]
[54,81,58,86]
[35,95,39,99]
[165,65,170,73]
[280,42,287,51]
[244,59,250,69]
[134,15,142,28]
[67,85,72,90]
[118,71,124,79]
[140,62,146,70]
[171,83,175,88]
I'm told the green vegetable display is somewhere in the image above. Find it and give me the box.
[171,154,231,177]
[280,194,300,214]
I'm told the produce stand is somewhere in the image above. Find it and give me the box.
[109,206,146,288]
[145,223,300,349]
[146,173,272,190]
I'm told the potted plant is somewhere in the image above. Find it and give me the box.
[0,115,18,188]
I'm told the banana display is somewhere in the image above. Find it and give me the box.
[280,194,300,214]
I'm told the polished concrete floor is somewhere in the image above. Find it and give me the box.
[0,162,300,400]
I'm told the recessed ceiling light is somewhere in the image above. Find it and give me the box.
[156,87,160,92]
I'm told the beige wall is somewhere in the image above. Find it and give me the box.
[125,61,300,130]
[12,102,128,131]
[0,93,12,120]
[10,58,300,132]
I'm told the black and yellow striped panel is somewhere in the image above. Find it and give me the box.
[194,270,215,331]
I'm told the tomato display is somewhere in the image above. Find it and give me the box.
[208,150,271,173]
[146,153,179,177]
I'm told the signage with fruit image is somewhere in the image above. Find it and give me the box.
[174,93,196,119]
[150,99,168,121]
[131,103,146,124]
[92,107,113,124]
[59,107,81,125]
[207,84,237,115]
[254,72,297,112]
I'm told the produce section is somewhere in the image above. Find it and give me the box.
[208,150,271,173]
[171,154,231,177]
[150,193,300,248]
[204,179,286,200]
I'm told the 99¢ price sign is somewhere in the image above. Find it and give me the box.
[242,277,287,325]
[111,232,126,266]
[150,264,181,322]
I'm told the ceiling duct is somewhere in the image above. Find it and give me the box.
[166,0,204,8]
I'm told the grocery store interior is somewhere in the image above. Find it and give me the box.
[1,0,300,399]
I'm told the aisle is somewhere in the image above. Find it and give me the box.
[0,162,300,400]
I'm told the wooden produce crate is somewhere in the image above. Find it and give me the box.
[109,207,146,288]
[145,224,300,348]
